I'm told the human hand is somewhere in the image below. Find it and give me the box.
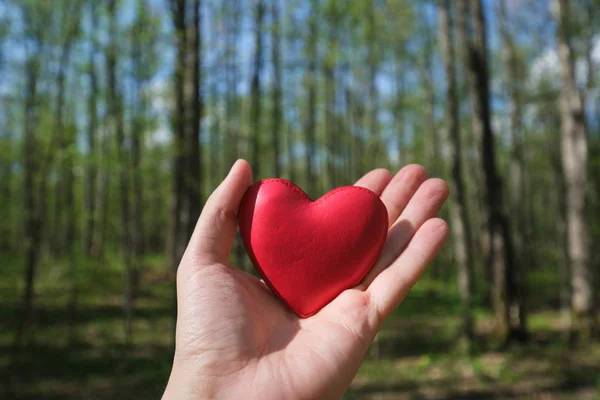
[162,160,449,400]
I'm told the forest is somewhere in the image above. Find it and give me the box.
[0,0,599,398]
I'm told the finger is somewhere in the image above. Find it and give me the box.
[353,168,392,196]
[368,218,449,326]
[182,159,253,267]
[380,164,427,226]
[360,178,449,287]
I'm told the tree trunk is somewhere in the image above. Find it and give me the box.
[167,0,188,276]
[84,3,99,256]
[65,113,77,346]
[271,0,282,178]
[457,1,489,295]
[305,0,318,197]
[91,127,110,257]
[421,11,439,177]
[550,124,573,340]
[222,0,245,269]
[186,0,203,238]
[51,14,77,257]
[438,0,475,348]
[555,0,593,337]
[323,5,338,188]
[250,0,265,179]
[107,0,134,347]
[498,0,529,341]
[394,56,406,167]
[462,0,525,342]
[0,109,13,252]
[366,4,379,172]
[14,56,41,352]
[131,3,151,299]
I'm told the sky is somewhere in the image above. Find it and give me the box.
[1,0,597,150]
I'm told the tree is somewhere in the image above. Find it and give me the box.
[438,0,475,347]
[14,0,46,352]
[130,0,160,291]
[365,2,380,172]
[305,0,318,197]
[250,0,265,178]
[166,0,204,268]
[0,101,14,252]
[420,6,440,177]
[186,0,203,239]
[84,1,99,256]
[323,0,339,188]
[51,1,80,257]
[460,0,525,341]
[498,0,529,339]
[167,0,189,276]
[107,0,134,346]
[555,0,593,336]
[271,0,282,178]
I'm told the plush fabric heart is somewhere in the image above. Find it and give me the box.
[238,179,388,318]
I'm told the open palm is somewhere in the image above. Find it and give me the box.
[163,160,449,400]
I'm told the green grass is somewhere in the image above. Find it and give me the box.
[1,253,599,400]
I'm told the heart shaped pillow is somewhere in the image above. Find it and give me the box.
[238,179,388,317]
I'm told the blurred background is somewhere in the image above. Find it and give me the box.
[1,0,599,398]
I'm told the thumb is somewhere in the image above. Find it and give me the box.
[181,159,253,268]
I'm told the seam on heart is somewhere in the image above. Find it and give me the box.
[315,186,380,204]
[254,178,382,205]
[248,178,309,200]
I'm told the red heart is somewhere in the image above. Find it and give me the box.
[238,179,388,318]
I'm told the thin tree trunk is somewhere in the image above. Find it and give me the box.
[186,0,203,238]
[498,0,528,341]
[305,0,318,197]
[346,87,362,182]
[209,75,221,193]
[167,0,189,346]
[167,0,188,277]
[91,127,110,257]
[366,4,379,172]
[107,0,133,347]
[438,0,475,348]
[271,0,282,178]
[84,3,99,256]
[421,11,439,177]
[65,110,77,346]
[287,125,296,182]
[51,14,77,257]
[131,4,148,297]
[394,57,406,167]
[555,0,593,337]
[323,6,338,189]
[250,0,265,178]
[14,56,41,353]
[551,127,572,339]
[0,112,13,252]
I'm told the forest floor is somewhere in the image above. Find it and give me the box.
[1,253,599,400]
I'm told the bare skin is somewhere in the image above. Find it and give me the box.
[163,160,450,400]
